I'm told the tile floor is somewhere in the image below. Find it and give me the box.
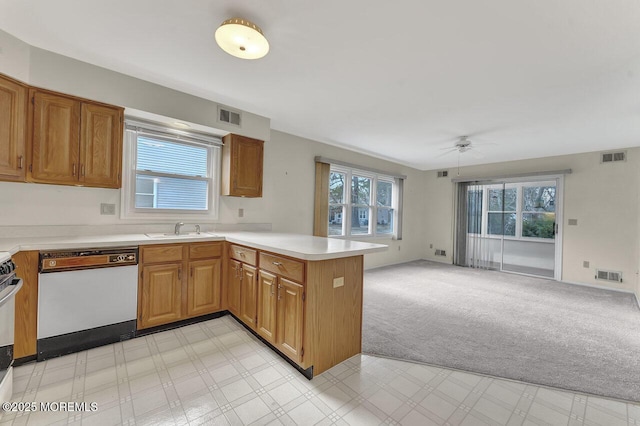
[0,315,638,426]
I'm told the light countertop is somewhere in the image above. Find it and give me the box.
[0,232,388,261]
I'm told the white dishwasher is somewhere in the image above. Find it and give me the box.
[38,247,138,360]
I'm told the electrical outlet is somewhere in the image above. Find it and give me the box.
[568,219,578,226]
[100,203,116,215]
[583,261,590,268]
[238,208,244,218]
[333,277,344,288]
[430,244,433,249]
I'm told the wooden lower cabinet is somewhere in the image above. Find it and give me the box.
[227,259,242,316]
[256,270,304,362]
[12,251,39,359]
[256,270,277,343]
[187,258,222,317]
[139,263,182,329]
[138,243,223,330]
[239,264,257,328]
[276,278,304,363]
[227,245,366,376]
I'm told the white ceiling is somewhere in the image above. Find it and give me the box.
[1,0,640,170]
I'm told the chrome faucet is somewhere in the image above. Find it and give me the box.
[174,222,184,235]
[195,224,201,234]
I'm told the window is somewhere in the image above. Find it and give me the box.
[122,120,222,219]
[328,166,398,238]
[522,185,556,238]
[467,181,556,241]
[487,187,517,236]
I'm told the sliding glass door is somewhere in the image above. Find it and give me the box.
[456,178,561,280]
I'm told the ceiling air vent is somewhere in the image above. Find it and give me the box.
[600,151,626,164]
[437,170,449,178]
[218,107,241,127]
[595,269,622,283]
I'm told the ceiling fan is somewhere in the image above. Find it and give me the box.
[437,136,480,157]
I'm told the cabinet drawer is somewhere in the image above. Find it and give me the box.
[141,244,184,263]
[229,244,257,266]
[259,252,305,283]
[190,242,222,260]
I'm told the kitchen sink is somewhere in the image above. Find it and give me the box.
[145,232,220,239]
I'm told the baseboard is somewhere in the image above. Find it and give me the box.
[423,257,452,265]
[561,279,639,304]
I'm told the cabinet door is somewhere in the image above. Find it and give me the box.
[80,103,123,188]
[139,263,183,329]
[277,278,304,363]
[239,264,258,328]
[257,270,277,343]
[223,134,263,197]
[30,90,80,184]
[227,259,242,316]
[0,75,27,181]
[187,258,222,318]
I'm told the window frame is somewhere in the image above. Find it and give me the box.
[469,181,556,243]
[328,165,398,239]
[121,120,222,221]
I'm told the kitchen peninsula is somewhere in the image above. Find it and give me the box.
[2,232,387,378]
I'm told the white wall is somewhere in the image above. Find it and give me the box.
[0,30,30,81]
[423,149,640,293]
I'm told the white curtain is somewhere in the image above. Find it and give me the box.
[454,182,501,269]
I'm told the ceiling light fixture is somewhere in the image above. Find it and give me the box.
[215,18,269,60]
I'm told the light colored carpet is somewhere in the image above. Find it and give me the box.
[362,260,640,402]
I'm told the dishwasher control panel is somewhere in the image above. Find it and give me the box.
[40,247,138,273]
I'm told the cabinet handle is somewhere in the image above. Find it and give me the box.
[190,267,194,277]
[239,252,245,257]
[17,156,23,169]
[277,284,282,300]
[81,164,85,177]
[72,163,76,176]
[272,262,282,266]
[178,269,182,280]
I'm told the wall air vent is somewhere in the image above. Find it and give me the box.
[435,249,446,256]
[600,151,626,164]
[595,269,622,283]
[437,170,449,178]
[218,107,242,127]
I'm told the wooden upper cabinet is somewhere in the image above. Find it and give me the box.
[80,102,123,188]
[0,74,27,182]
[28,88,123,188]
[30,90,81,185]
[221,133,264,197]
